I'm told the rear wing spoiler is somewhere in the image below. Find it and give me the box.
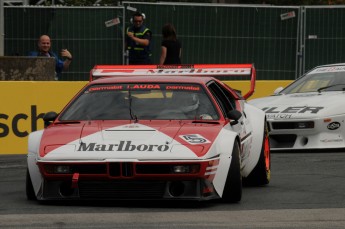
[90,64,256,99]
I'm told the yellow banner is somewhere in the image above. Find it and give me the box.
[0,82,87,154]
[0,81,291,154]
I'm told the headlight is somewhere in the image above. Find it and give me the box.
[172,165,199,174]
[44,165,72,174]
[272,121,314,129]
[55,165,72,174]
[296,121,314,129]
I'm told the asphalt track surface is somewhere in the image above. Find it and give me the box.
[0,152,345,229]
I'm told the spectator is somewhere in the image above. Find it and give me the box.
[159,23,181,65]
[29,34,72,79]
[126,12,152,65]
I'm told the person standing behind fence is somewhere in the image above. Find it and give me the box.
[126,12,152,65]
[159,23,181,65]
[29,35,72,80]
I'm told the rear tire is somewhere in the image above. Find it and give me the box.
[26,169,36,201]
[243,121,271,186]
[221,141,242,203]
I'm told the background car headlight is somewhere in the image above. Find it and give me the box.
[272,121,314,129]
[296,121,314,129]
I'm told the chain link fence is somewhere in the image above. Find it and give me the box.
[3,3,345,81]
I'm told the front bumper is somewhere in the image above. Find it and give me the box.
[267,117,345,150]
[39,179,218,201]
[35,160,220,201]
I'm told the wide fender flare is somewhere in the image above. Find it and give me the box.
[210,127,238,197]
[27,130,44,195]
[242,103,266,177]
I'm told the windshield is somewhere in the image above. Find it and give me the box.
[281,70,345,94]
[59,83,219,121]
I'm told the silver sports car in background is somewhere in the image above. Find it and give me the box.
[250,63,345,151]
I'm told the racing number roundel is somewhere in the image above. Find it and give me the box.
[327,122,341,130]
[180,134,211,145]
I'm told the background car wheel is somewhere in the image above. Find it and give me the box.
[243,122,271,186]
[26,169,36,201]
[221,141,242,203]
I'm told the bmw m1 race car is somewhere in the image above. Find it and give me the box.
[26,64,270,203]
[250,63,345,151]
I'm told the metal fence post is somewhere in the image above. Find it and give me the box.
[300,6,306,77]
[296,6,305,79]
[0,1,4,56]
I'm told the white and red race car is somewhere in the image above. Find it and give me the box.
[26,64,270,203]
[249,63,345,151]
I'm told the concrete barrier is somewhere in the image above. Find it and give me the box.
[0,56,56,80]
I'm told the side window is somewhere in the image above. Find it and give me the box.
[207,81,235,118]
[215,81,237,109]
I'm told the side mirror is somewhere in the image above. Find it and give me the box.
[43,111,58,128]
[228,110,242,126]
[273,87,284,95]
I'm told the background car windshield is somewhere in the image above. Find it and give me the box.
[59,83,219,121]
[281,71,345,94]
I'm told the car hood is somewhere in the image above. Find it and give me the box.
[39,120,225,160]
[249,91,345,119]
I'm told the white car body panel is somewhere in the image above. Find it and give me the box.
[241,103,266,176]
[27,130,44,196]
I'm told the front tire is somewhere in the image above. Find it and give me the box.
[26,169,36,201]
[221,141,242,203]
